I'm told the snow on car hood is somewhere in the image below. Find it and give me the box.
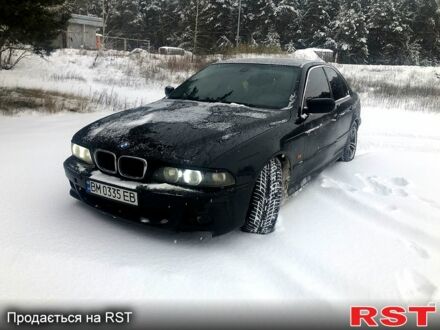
[73,99,290,166]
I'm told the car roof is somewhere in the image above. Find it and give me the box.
[217,57,326,68]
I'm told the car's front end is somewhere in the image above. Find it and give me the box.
[64,153,254,235]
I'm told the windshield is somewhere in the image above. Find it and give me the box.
[169,63,301,110]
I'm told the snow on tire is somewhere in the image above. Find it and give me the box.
[242,158,283,235]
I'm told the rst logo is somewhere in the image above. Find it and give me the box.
[350,306,437,327]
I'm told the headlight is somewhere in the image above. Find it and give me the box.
[154,167,235,188]
[71,143,93,164]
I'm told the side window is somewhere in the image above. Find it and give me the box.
[324,67,349,101]
[304,67,331,105]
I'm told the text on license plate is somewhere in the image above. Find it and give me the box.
[86,180,138,206]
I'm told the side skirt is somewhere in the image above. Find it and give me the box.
[286,153,343,197]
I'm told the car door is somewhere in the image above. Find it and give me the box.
[323,67,354,156]
[299,66,336,176]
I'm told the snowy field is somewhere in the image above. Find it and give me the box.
[0,51,439,315]
[2,49,439,114]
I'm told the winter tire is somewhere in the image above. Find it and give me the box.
[242,158,283,235]
[340,122,358,162]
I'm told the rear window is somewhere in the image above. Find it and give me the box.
[324,67,349,100]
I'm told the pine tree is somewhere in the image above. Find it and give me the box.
[169,0,192,49]
[0,0,70,69]
[70,0,99,16]
[273,0,299,47]
[139,0,179,49]
[299,0,333,48]
[198,0,235,51]
[108,0,142,39]
[326,0,341,22]
[411,0,440,63]
[169,0,213,53]
[367,0,415,64]
[332,0,369,63]
[239,0,277,46]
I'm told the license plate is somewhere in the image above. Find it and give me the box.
[86,180,138,206]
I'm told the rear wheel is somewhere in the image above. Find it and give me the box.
[340,122,358,162]
[242,158,283,235]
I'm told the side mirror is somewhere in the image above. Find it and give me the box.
[165,86,175,97]
[305,98,335,114]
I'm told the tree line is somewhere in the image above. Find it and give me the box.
[70,0,440,65]
[1,0,440,68]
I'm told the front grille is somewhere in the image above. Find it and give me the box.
[94,150,117,174]
[93,149,148,180]
[118,156,148,180]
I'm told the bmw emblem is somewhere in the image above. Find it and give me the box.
[119,142,130,150]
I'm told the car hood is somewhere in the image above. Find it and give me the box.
[74,99,290,166]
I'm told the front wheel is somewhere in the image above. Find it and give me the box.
[242,158,283,235]
[340,122,358,162]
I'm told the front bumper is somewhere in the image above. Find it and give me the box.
[63,156,254,236]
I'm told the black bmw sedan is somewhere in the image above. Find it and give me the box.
[64,58,361,236]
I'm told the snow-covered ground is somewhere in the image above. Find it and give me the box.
[0,51,439,320]
[0,49,190,113]
[0,105,439,308]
